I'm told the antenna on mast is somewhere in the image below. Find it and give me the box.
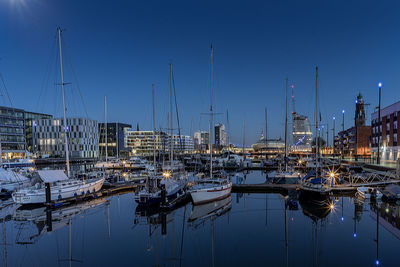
[291,84,296,115]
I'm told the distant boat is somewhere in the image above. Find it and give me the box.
[356,186,382,200]
[189,45,232,205]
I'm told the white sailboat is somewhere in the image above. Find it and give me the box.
[189,44,232,205]
[300,67,332,199]
[0,168,31,193]
[12,27,104,205]
[135,73,186,206]
[274,78,301,180]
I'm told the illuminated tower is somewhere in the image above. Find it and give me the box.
[355,93,366,127]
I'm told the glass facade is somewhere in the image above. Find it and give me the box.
[24,111,52,153]
[0,106,26,158]
[33,118,99,158]
[98,122,132,158]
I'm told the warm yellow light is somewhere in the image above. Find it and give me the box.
[330,172,335,178]
[298,160,302,164]
[122,160,126,165]
[163,171,171,178]
[329,203,335,210]
[122,172,127,177]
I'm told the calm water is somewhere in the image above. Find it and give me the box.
[1,171,399,267]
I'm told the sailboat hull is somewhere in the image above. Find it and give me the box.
[12,178,105,205]
[190,182,232,205]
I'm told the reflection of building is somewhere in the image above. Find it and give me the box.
[335,93,371,157]
[24,111,52,153]
[214,124,226,146]
[32,118,99,158]
[292,112,312,152]
[172,135,194,153]
[371,101,399,162]
[252,136,285,153]
[125,130,169,156]
[370,202,400,240]
[99,122,131,158]
[0,106,26,159]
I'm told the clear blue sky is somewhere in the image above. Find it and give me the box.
[0,0,399,145]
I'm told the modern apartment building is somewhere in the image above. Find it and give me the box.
[172,135,194,153]
[24,111,52,153]
[0,106,26,158]
[32,117,99,158]
[125,130,169,156]
[214,123,227,146]
[99,122,131,158]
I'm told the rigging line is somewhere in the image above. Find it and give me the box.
[0,73,13,108]
[61,37,89,119]
[37,35,58,113]
[171,69,183,153]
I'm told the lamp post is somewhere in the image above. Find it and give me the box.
[342,110,345,159]
[332,116,336,157]
[377,82,382,165]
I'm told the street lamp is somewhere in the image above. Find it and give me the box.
[377,82,382,164]
[342,110,345,159]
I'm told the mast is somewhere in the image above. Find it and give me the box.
[58,27,70,177]
[116,123,119,158]
[227,110,230,157]
[210,44,213,177]
[242,120,245,155]
[104,95,108,162]
[315,66,319,176]
[169,64,173,168]
[152,84,156,166]
[285,78,288,172]
[265,107,268,160]
[0,142,2,167]
[265,108,268,141]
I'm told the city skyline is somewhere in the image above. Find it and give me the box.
[1,0,400,145]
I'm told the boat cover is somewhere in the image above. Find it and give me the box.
[310,178,325,184]
[0,168,30,182]
[301,170,316,181]
[38,170,68,183]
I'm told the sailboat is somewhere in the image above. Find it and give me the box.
[274,78,301,180]
[12,27,104,205]
[189,44,232,205]
[0,167,31,193]
[135,73,186,206]
[299,67,332,199]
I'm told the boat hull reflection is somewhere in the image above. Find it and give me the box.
[189,195,232,223]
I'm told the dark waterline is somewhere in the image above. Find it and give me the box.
[1,171,399,267]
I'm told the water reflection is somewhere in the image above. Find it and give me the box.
[13,197,108,244]
[2,171,400,266]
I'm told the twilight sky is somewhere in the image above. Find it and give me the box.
[0,0,399,146]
